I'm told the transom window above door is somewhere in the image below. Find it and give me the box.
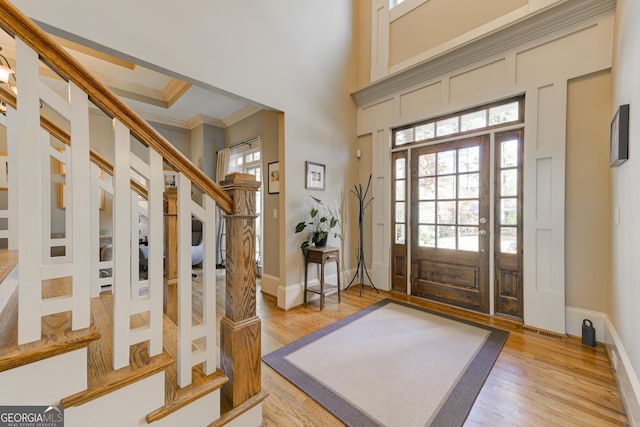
[392,96,524,148]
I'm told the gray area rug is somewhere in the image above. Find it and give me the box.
[263,299,509,427]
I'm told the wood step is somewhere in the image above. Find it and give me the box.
[145,315,228,423]
[61,291,174,408]
[0,267,100,372]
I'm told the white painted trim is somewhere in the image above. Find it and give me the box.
[70,82,91,331]
[113,119,132,369]
[259,273,280,297]
[277,283,304,310]
[565,306,605,342]
[6,105,18,250]
[177,172,193,387]
[147,148,164,357]
[16,38,43,344]
[605,316,640,426]
[222,104,263,128]
[39,78,70,119]
[201,193,217,374]
[370,0,390,81]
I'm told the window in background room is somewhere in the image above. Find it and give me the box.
[229,138,263,272]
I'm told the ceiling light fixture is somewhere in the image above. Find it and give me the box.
[0,46,17,114]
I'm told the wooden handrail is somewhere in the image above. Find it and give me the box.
[0,87,149,198]
[0,0,233,214]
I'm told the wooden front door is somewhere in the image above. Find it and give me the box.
[410,135,490,312]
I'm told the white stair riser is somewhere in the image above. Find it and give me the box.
[0,349,86,404]
[65,373,164,427]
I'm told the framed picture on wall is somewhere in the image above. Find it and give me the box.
[305,161,325,191]
[268,161,280,194]
[610,104,630,167]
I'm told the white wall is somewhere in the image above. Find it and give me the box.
[12,0,359,309]
[610,0,640,421]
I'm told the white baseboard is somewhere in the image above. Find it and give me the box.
[259,273,279,297]
[277,283,303,310]
[565,306,605,341]
[605,316,640,427]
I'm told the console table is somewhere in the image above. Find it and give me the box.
[304,246,341,310]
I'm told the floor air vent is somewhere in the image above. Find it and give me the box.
[521,325,565,340]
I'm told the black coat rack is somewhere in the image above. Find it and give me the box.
[345,175,378,296]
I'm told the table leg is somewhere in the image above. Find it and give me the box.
[304,256,308,306]
[320,261,325,310]
[337,258,341,303]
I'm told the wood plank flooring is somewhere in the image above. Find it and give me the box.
[252,282,629,426]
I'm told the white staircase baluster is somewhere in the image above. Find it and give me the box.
[147,148,163,357]
[176,174,217,385]
[6,105,18,250]
[130,190,140,300]
[201,193,217,374]
[90,162,102,298]
[113,119,132,369]
[16,38,43,344]
[70,82,91,330]
[177,172,192,387]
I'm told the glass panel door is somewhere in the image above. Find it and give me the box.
[411,135,490,312]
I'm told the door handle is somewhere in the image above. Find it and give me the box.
[479,230,487,236]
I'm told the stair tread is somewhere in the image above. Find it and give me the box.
[0,276,100,372]
[61,291,174,408]
[145,315,228,423]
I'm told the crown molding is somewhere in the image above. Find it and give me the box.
[185,114,225,130]
[222,104,263,127]
[351,0,616,106]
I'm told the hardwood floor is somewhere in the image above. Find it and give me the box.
[250,281,629,426]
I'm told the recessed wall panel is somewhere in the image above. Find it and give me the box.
[516,26,597,86]
[536,157,552,223]
[399,82,442,120]
[450,60,506,105]
[536,85,556,150]
[361,99,394,132]
[536,229,552,292]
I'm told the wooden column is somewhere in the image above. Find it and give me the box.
[220,172,261,407]
[164,187,178,324]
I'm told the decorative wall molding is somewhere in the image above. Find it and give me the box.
[353,0,616,106]
[223,104,263,128]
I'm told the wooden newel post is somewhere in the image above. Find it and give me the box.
[163,187,178,324]
[220,172,262,407]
